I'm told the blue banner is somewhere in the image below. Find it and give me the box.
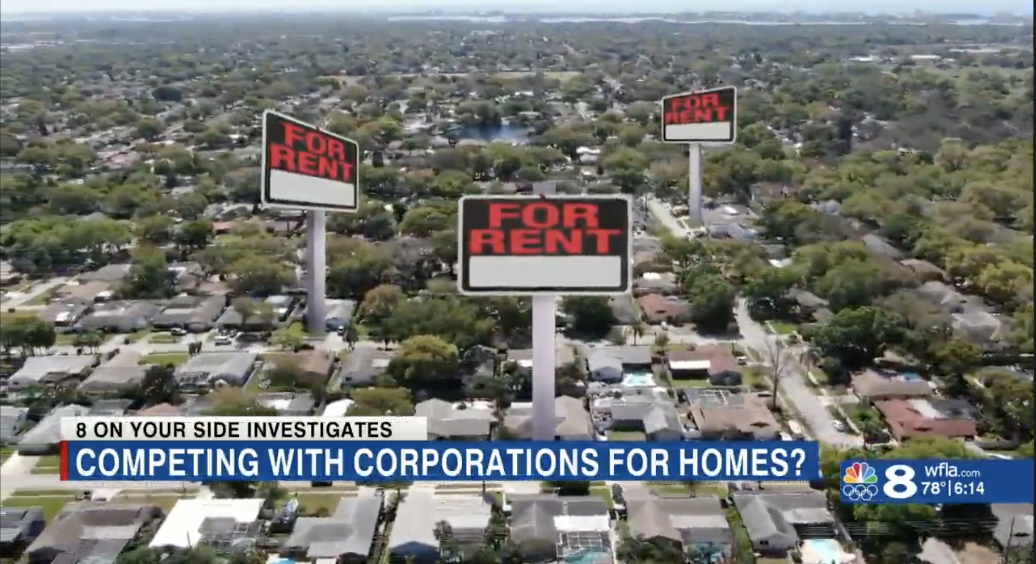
[61,441,819,482]
[839,459,1035,504]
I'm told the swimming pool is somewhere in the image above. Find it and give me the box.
[622,372,655,387]
[563,549,610,564]
[902,371,921,381]
[801,539,847,564]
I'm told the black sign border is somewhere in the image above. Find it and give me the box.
[457,194,634,296]
[260,110,361,213]
[660,86,738,145]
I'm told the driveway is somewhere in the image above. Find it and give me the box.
[1,277,68,308]
[646,197,689,238]
[735,300,862,449]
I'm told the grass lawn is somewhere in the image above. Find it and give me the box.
[125,328,152,344]
[725,506,756,564]
[589,486,614,508]
[670,377,713,387]
[607,430,647,441]
[647,482,689,495]
[55,333,78,345]
[9,489,73,497]
[113,494,182,511]
[25,290,59,306]
[0,496,75,522]
[149,332,181,344]
[768,321,796,335]
[29,455,61,474]
[141,352,190,366]
[295,493,347,515]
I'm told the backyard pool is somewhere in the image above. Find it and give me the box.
[621,372,656,387]
[902,371,921,381]
[563,549,611,564]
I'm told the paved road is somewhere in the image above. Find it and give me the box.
[646,197,688,238]
[1,278,69,308]
[734,300,862,449]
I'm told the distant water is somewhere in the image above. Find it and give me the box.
[456,123,529,142]
[386,15,1019,25]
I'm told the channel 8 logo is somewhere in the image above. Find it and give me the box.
[842,462,879,501]
[842,462,918,502]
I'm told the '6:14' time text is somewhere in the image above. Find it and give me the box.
[922,481,986,496]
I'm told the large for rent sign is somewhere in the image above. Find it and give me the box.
[458,195,632,295]
[660,86,738,144]
[261,111,360,212]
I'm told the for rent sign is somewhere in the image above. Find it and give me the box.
[261,111,360,212]
[458,195,632,295]
[660,86,737,144]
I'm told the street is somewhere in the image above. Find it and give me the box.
[646,197,862,449]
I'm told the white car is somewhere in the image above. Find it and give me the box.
[832,421,846,432]
[214,334,233,345]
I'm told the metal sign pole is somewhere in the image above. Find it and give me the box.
[688,144,704,230]
[305,209,327,335]
[531,183,557,442]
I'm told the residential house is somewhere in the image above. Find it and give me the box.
[0,507,45,553]
[583,345,652,383]
[216,295,298,329]
[687,391,780,440]
[0,406,29,444]
[732,491,835,555]
[77,301,161,333]
[953,308,1008,346]
[388,490,492,564]
[150,295,225,333]
[874,399,978,440]
[787,290,831,322]
[37,301,90,328]
[666,346,742,386]
[150,499,264,550]
[332,347,395,389]
[25,503,163,564]
[508,494,611,564]
[78,264,132,284]
[637,294,689,325]
[321,299,357,332]
[634,272,678,296]
[8,356,98,389]
[283,492,383,564]
[916,281,972,312]
[77,351,148,394]
[175,352,258,388]
[591,394,683,441]
[265,350,336,387]
[625,495,733,560]
[255,393,316,415]
[992,504,1034,552]
[851,370,933,403]
[506,344,577,370]
[416,399,495,440]
[505,396,594,440]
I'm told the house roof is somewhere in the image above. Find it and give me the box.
[585,346,652,372]
[509,494,609,545]
[267,350,335,376]
[666,345,739,375]
[151,296,225,326]
[11,355,98,384]
[150,499,264,549]
[176,352,257,383]
[78,264,132,283]
[284,493,383,558]
[416,399,494,438]
[336,347,395,382]
[78,351,148,392]
[689,394,780,439]
[506,396,593,439]
[637,294,688,323]
[992,504,1034,550]
[851,371,932,399]
[875,399,978,440]
[507,345,576,368]
[1,507,45,543]
[78,302,162,330]
[390,490,491,551]
[626,495,731,545]
[732,492,832,546]
[27,503,159,562]
[20,405,91,447]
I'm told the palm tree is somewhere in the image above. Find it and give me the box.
[625,321,647,345]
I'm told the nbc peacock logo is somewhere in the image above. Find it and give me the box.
[841,462,879,501]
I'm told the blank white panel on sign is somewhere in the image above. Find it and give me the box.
[267,169,358,209]
[664,122,734,142]
[467,256,622,289]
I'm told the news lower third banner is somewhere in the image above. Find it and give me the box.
[840,459,1035,505]
[59,441,819,482]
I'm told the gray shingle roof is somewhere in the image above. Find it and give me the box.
[626,496,731,546]
[27,503,160,563]
[284,494,383,558]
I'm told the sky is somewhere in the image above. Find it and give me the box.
[0,0,1032,16]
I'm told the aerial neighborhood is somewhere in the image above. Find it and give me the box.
[0,10,1033,564]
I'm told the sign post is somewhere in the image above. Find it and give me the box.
[660,86,738,230]
[261,111,360,335]
[458,193,633,441]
